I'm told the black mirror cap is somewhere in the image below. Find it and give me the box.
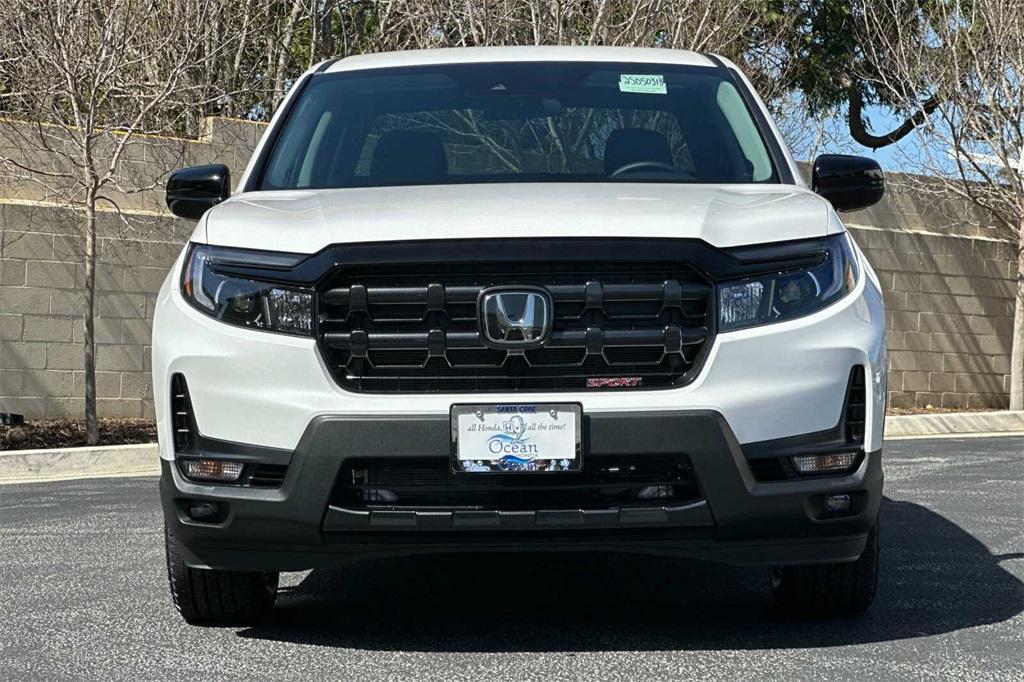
[812,154,885,212]
[166,164,231,220]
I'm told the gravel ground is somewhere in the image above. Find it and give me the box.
[1,435,1021,681]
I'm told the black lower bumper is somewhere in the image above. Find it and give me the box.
[160,411,882,571]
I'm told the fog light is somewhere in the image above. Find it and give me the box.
[182,459,244,482]
[792,452,858,475]
[637,485,674,500]
[188,501,220,520]
[824,493,852,513]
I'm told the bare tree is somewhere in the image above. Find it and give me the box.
[853,0,1023,409]
[355,1,796,98]
[0,0,248,443]
[75,1,802,124]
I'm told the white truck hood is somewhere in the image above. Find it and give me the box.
[202,183,834,253]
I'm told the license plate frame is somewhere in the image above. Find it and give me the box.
[450,403,583,473]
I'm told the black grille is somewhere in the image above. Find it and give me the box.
[317,261,713,393]
[333,455,702,511]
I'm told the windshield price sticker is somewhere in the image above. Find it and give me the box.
[619,74,667,94]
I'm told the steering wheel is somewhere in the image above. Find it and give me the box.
[608,160,680,178]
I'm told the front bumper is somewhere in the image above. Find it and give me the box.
[161,410,883,571]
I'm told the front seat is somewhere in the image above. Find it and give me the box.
[603,128,673,176]
[370,130,448,185]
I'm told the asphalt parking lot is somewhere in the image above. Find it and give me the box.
[1,435,1021,681]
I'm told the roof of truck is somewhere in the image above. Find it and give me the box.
[319,46,718,74]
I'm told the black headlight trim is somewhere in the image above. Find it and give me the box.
[180,243,317,337]
[716,232,860,332]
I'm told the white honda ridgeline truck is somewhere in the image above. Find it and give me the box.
[155,47,887,625]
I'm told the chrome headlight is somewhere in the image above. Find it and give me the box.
[718,233,859,332]
[181,243,314,336]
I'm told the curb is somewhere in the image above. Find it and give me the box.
[1,412,1022,484]
[0,443,159,484]
[885,411,1024,438]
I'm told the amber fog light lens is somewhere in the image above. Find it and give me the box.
[182,459,244,482]
[792,452,858,475]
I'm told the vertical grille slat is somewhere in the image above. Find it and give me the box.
[317,258,714,393]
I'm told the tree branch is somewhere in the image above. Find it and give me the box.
[847,84,940,150]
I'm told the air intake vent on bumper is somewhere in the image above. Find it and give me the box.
[747,458,789,482]
[170,374,194,453]
[845,366,866,444]
[248,464,289,488]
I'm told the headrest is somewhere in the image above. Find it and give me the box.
[370,130,447,184]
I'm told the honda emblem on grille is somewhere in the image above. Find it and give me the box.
[479,287,553,349]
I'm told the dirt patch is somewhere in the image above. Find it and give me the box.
[1,418,157,451]
[886,407,999,416]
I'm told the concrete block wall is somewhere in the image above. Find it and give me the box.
[848,225,1016,409]
[1,116,265,418]
[1,204,185,418]
[0,117,1019,419]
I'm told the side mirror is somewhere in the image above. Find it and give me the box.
[166,164,231,220]
[812,154,885,212]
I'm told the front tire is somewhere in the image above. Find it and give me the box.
[165,526,278,625]
[771,523,879,616]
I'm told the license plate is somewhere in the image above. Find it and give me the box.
[451,403,582,473]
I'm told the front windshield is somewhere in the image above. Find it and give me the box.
[259,61,779,190]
